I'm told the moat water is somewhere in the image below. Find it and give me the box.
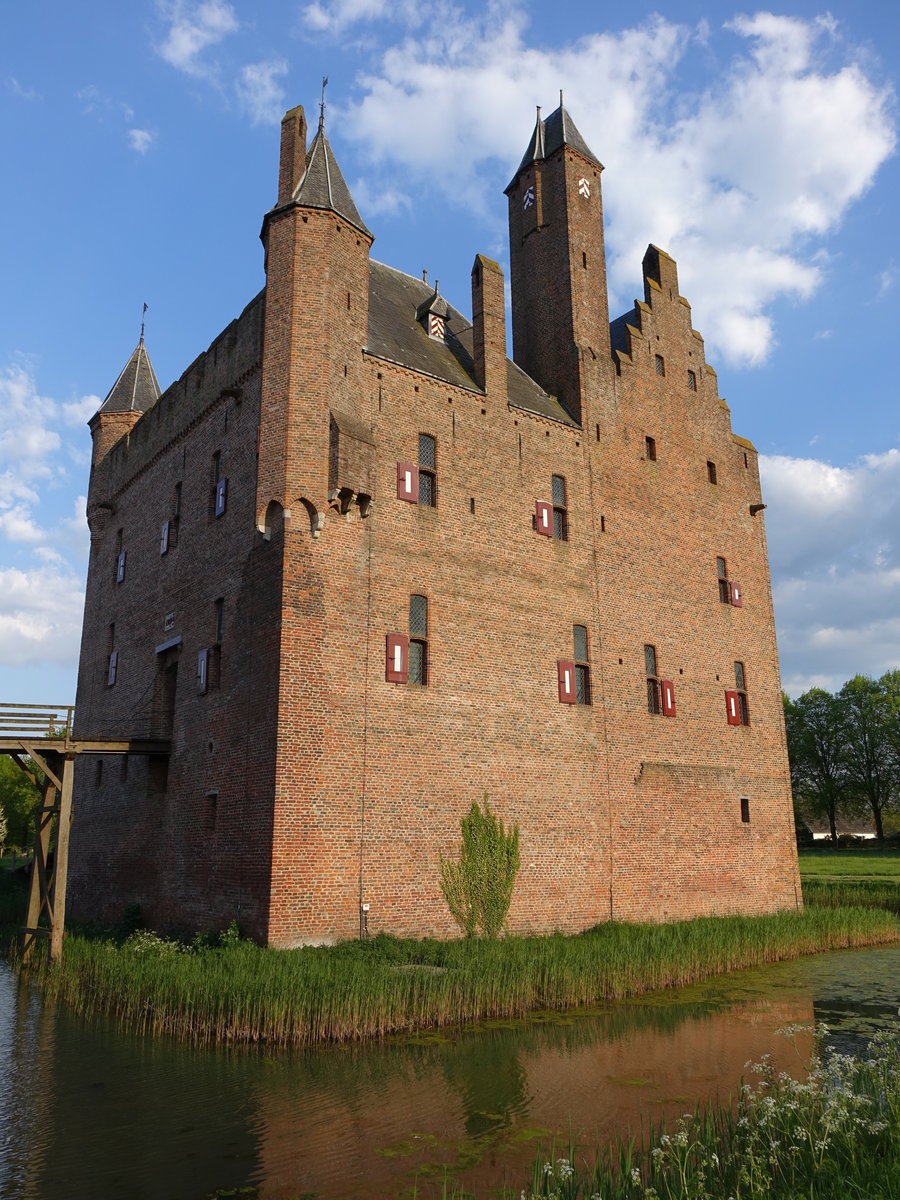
[1,946,898,1199]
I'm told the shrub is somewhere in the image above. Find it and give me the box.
[440,795,520,938]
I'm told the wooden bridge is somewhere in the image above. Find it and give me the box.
[0,703,169,961]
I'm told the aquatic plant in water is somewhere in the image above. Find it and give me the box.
[515,1015,900,1200]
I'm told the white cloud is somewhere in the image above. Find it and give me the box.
[76,84,134,122]
[6,76,41,101]
[62,395,101,427]
[128,128,157,154]
[156,0,239,76]
[0,565,85,669]
[339,10,895,367]
[237,59,288,126]
[761,448,900,694]
[303,0,419,35]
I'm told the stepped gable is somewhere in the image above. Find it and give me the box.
[292,113,371,237]
[366,261,576,426]
[96,336,161,416]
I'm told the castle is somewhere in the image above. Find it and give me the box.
[69,97,802,945]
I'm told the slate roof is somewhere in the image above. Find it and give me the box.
[293,118,371,237]
[508,98,603,189]
[366,261,578,427]
[97,337,161,415]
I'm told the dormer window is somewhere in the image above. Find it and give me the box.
[428,313,445,340]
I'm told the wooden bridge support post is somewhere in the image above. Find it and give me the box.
[49,756,75,962]
[23,773,57,961]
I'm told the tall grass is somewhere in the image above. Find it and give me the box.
[802,876,900,914]
[490,1017,900,1200]
[17,907,900,1047]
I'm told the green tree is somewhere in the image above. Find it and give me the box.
[838,674,899,845]
[0,755,41,851]
[784,688,850,843]
[440,796,520,938]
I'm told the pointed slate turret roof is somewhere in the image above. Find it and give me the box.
[293,114,371,238]
[507,95,603,190]
[97,336,161,415]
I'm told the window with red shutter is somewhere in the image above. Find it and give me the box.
[725,690,741,725]
[661,679,676,717]
[197,648,209,695]
[386,633,409,683]
[160,521,170,556]
[557,659,576,703]
[107,650,118,688]
[215,478,227,518]
[535,500,553,536]
[397,461,418,503]
[730,581,743,607]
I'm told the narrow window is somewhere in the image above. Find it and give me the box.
[573,625,591,705]
[409,594,428,685]
[418,434,436,507]
[740,797,750,823]
[735,661,750,725]
[743,452,749,469]
[645,435,657,462]
[645,644,661,714]
[655,354,665,376]
[687,370,696,391]
[469,497,475,514]
[707,460,717,485]
[551,475,568,541]
[115,528,125,584]
[582,251,587,269]
[717,557,730,604]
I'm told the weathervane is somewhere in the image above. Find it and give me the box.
[319,75,328,128]
[140,302,148,343]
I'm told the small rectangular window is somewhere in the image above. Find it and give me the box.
[573,624,591,705]
[645,435,657,462]
[655,354,665,376]
[707,460,717,485]
[734,661,750,725]
[107,648,118,688]
[160,521,170,556]
[116,548,126,585]
[197,648,208,695]
[409,594,428,684]
[215,477,227,517]
[645,644,660,714]
[740,797,750,823]
[418,435,436,507]
[551,475,568,541]
[717,557,730,603]
[687,370,696,391]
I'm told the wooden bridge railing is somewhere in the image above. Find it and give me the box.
[0,702,75,746]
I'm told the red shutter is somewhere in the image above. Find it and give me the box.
[661,679,676,717]
[725,690,741,725]
[730,581,743,608]
[557,659,576,703]
[116,550,126,583]
[215,478,227,517]
[386,633,409,683]
[107,650,118,687]
[535,500,553,536]
[197,648,209,694]
[160,521,170,556]
[397,461,418,503]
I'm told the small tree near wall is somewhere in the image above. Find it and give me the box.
[440,795,520,938]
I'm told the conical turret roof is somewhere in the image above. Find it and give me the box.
[293,116,371,237]
[97,336,161,415]
[507,96,603,191]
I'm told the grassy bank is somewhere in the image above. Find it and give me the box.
[480,1018,900,1200]
[17,906,900,1047]
[799,847,900,914]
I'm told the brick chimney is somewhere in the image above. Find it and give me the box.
[471,254,507,399]
[278,105,308,205]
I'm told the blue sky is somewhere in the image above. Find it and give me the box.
[1,0,897,703]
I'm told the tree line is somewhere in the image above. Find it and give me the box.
[784,672,900,844]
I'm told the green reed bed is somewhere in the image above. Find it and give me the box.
[489,1017,900,1200]
[18,906,900,1047]
[803,875,900,915]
